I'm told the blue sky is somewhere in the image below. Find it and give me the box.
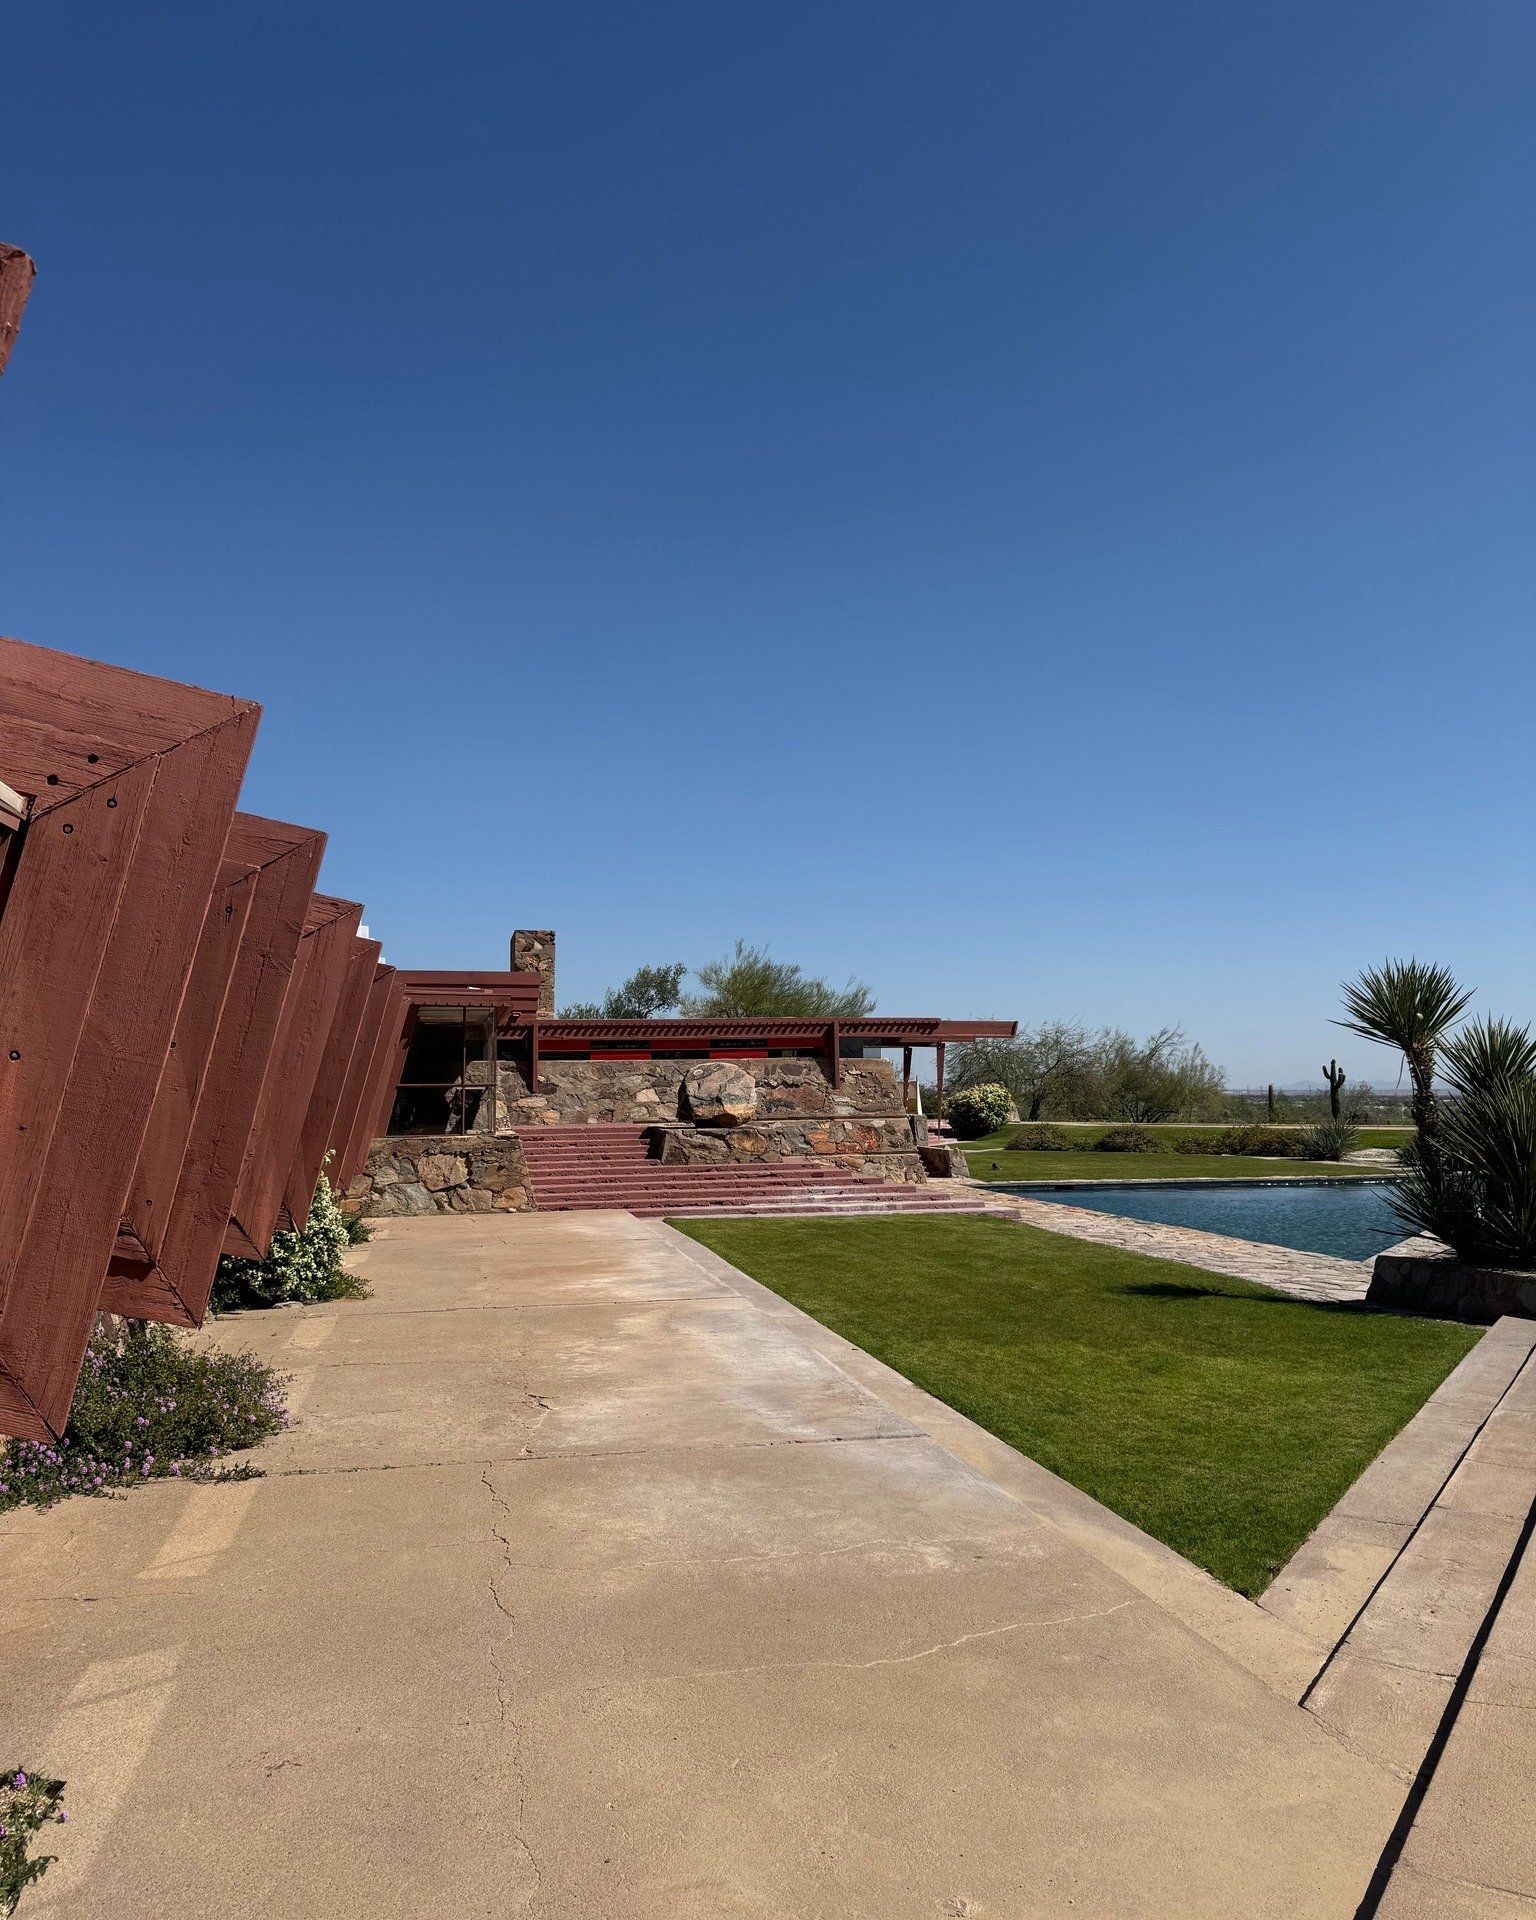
[4,1,1531,1085]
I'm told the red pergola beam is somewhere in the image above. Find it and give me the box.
[523,1016,1019,1046]
[224,892,361,1257]
[285,933,382,1222]
[0,636,257,1439]
[100,812,324,1327]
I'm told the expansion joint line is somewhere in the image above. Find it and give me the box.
[1350,1490,1536,1920]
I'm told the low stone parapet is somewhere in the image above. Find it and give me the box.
[654,1115,926,1183]
[348,1135,533,1217]
[1367,1235,1536,1322]
[488,1055,905,1129]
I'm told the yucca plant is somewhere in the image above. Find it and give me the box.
[1393,1017,1536,1268]
[1337,960,1472,1165]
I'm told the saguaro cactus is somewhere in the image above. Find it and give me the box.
[1323,1058,1347,1119]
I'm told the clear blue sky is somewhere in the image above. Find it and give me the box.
[5,1,1532,1086]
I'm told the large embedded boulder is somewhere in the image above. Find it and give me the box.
[682,1060,758,1127]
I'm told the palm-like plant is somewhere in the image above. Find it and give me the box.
[1394,1018,1536,1268]
[1337,960,1472,1161]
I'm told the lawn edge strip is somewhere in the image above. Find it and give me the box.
[655,1217,1326,1704]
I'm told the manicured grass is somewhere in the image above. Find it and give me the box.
[960,1121,1413,1153]
[673,1214,1477,1596]
[965,1151,1379,1183]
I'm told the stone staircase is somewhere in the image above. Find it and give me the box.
[515,1124,992,1219]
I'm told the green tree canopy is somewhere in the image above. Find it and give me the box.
[561,961,686,1020]
[680,941,874,1019]
[562,945,872,1020]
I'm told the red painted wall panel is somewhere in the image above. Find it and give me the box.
[0,637,257,1438]
[100,813,324,1327]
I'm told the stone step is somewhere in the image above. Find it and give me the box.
[514,1121,949,1219]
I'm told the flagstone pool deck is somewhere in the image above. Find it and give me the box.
[2,1210,1532,1917]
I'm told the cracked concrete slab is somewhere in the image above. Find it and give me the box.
[5,1210,1412,1917]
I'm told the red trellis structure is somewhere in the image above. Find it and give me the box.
[0,635,399,1441]
[0,248,400,1438]
[0,247,395,1430]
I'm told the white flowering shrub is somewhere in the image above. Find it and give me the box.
[944,1083,1015,1139]
[212,1177,362,1312]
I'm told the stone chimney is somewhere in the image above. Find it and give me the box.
[511,929,556,1014]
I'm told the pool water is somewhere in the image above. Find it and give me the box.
[1008,1178,1405,1263]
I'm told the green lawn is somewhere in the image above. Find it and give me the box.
[965,1150,1380,1183]
[673,1214,1476,1596]
[960,1121,1412,1154]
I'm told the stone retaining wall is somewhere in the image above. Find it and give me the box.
[347,1135,532,1218]
[480,1055,905,1129]
[655,1116,926,1184]
[355,1057,930,1202]
[1367,1235,1536,1322]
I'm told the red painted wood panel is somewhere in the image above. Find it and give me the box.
[0,245,36,380]
[113,854,258,1263]
[223,893,361,1259]
[0,663,256,1438]
[335,969,402,1185]
[331,965,394,1186]
[100,813,324,1326]
[0,634,252,809]
[285,934,381,1224]
[374,992,419,1139]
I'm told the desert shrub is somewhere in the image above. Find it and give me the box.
[1214,1125,1300,1158]
[948,1024,1227,1122]
[1094,1126,1158,1153]
[0,1322,287,1513]
[212,1177,367,1312]
[1298,1119,1362,1163]
[945,1084,1014,1139]
[1000,1124,1076,1151]
[1395,1017,1536,1268]
[1168,1130,1230,1155]
[1,1768,67,1914]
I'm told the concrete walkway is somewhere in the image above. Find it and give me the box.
[0,1212,1441,1916]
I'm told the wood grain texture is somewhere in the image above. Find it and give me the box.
[116,857,257,1259]
[284,934,381,1224]
[0,705,256,1438]
[335,968,401,1184]
[0,246,36,380]
[223,893,361,1259]
[101,814,324,1326]
[0,632,252,811]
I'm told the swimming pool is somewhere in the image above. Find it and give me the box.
[1004,1178,1405,1263]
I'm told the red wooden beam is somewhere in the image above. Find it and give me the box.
[108,852,259,1274]
[0,636,257,1439]
[331,963,399,1188]
[0,245,35,380]
[367,990,418,1142]
[285,934,382,1223]
[224,893,361,1258]
[100,812,324,1327]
